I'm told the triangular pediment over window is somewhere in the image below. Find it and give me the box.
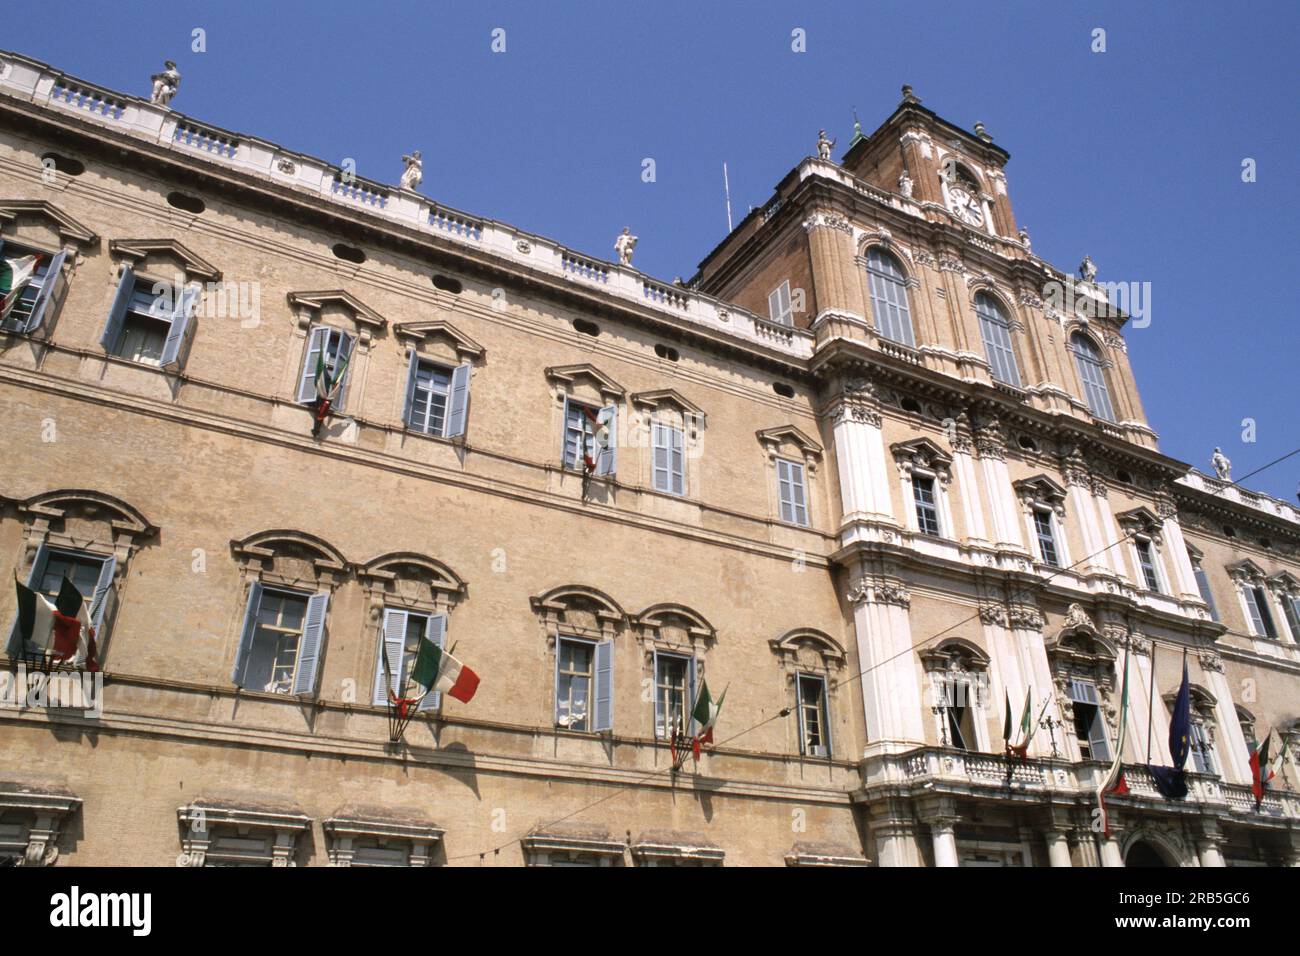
[544,363,625,401]
[109,238,221,281]
[395,319,484,363]
[0,199,98,248]
[287,290,386,332]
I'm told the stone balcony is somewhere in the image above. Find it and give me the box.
[859,745,1299,827]
[0,50,814,363]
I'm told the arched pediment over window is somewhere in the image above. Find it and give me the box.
[230,529,348,590]
[919,637,990,673]
[530,585,625,645]
[356,552,466,617]
[632,603,716,644]
[17,488,155,541]
[770,627,847,670]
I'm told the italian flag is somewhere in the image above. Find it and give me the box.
[407,638,479,706]
[1250,730,1284,809]
[1096,647,1131,835]
[581,406,612,473]
[1004,687,1035,760]
[311,346,349,436]
[12,576,98,671]
[0,254,41,323]
[690,680,726,759]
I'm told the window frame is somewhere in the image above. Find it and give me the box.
[1070,331,1116,422]
[652,650,694,739]
[767,280,793,326]
[1134,536,1162,593]
[864,247,916,347]
[1032,507,1060,568]
[651,420,685,496]
[796,673,830,757]
[776,457,809,526]
[0,239,66,335]
[912,474,941,537]
[973,291,1021,386]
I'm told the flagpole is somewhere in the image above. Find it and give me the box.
[1144,642,1157,765]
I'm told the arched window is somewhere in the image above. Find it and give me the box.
[974,292,1020,386]
[864,247,915,347]
[1070,332,1115,421]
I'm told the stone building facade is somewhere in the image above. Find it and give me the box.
[0,51,1295,866]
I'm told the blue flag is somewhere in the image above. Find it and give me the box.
[1149,652,1191,800]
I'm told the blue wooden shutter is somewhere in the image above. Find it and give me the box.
[445,363,471,437]
[230,581,264,685]
[160,285,200,368]
[418,613,447,712]
[592,640,613,732]
[561,397,578,468]
[652,649,664,736]
[292,591,329,696]
[1087,708,1111,761]
[100,265,135,352]
[652,423,669,492]
[334,332,356,412]
[595,405,617,476]
[373,609,408,705]
[795,674,807,754]
[25,250,67,334]
[686,657,698,736]
[402,349,420,427]
[6,543,50,655]
[89,554,116,638]
[296,326,328,402]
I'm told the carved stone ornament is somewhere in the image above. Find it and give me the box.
[1063,603,1095,632]
[276,158,297,174]
[1198,650,1224,673]
[1008,605,1045,631]
[978,604,1006,627]
[804,211,853,235]
[847,578,911,608]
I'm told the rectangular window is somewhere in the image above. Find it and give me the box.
[1135,539,1161,592]
[298,325,355,406]
[767,280,793,326]
[1283,596,1300,642]
[556,638,594,731]
[654,653,691,739]
[913,475,940,536]
[7,544,117,660]
[0,243,57,332]
[1190,722,1215,775]
[1193,564,1219,622]
[797,674,829,756]
[1068,679,1110,762]
[239,588,309,695]
[1033,508,1059,567]
[652,422,685,496]
[563,400,596,471]
[777,458,809,526]
[1245,586,1277,639]
[101,267,198,368]
[407,360,451,435]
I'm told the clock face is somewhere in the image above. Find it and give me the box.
[947,185,985,227]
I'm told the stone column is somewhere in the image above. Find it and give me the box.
[829,383,894,526]
[1062,452,1108,575]
[975,421,1024,551]
[1197,651,1253,785]
[1090,477,1128,578]
[1156,494,1201,601]
[870,799,921,868]
[1045,829,1072,867]
[849,571,925,752]
[948,420,988,546]
[1197,821,1226,868]
[927,812,960,868]
[803,211,864,321]
[1099,833,1124,867]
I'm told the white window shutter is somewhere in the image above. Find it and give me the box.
[89,554,117,639]
[402,349,420,427]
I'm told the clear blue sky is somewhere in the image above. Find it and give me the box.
[8,1,1297,499]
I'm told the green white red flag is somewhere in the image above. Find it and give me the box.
[0,254,41,323]
[407,638,479,706]
[689,680,726,760]
[311,346,350,436]
[12,575,98,671]
[1250,729,1283,808]
[1097,647,1131,835]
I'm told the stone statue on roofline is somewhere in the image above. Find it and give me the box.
[898,171,914,199]
[150,60,181,107]
[614,227,637,266]
[1079,255,1098,283]
[1211,447,1232,481]
[816,129,835,161]
[399,151,423,191]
